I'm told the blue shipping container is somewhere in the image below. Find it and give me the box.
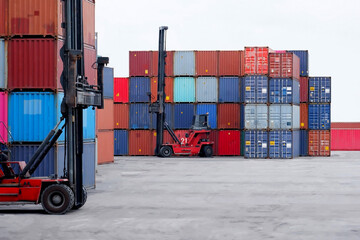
[130,104,150,129]
[269,78,300,104]
[219,77,240,102]
[241,104,268,130]
[174,104,195,129]
[174,51,195,76]
[151,103,174,129]
[114,130,128,155]
[269,130,300,159]
[244,131,268,158]
[269,105,300,130]
[241,76,268,103]
[300,130,308,156]
[174,77,195,102]
[308,104,331,130]
[0,39,6,89]
[309,77,331,103]
[196,104,217,129]
[288,50,309,77]
[103,67,114,99]
[129,77,150,103]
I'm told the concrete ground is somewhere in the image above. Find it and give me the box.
[1,152,360,240]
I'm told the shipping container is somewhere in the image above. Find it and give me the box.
[288,50,309,77]
[174,104,195,129]
[331,128,360,151]
[300,130,308,156]
[129,104,150,129]
[332,122,360,128]
[300,103,308,129]
[114,77,129,103]
[114,130,128,155]
[218,51,242,76]
[0,91,7,143]
[241,104,268,130]
[309,77,331,103]
[209,130,218,156]
[269,78,300,104]
[0,0,7,36]
[97,130,114,164]
[269,53,300,80]
[128,130,152,156]
[268,130,300,159]
[308,104,331,130]
[196,104,217,129]
[218,77,240,102]
[218,103,240,129]
[243,130,268,158]
[0,39,6,89]
[129,51,152,77]
[174,51,195,76]
[299,77,308,103]
[129,77,150,103]
[103,67,114,99]
[151,103,174,129]
[269,105,300,130]
[244,47,271,75]
[114,103,129,129]
[96,99,114,131]
[150,77,174,103]
[196,77,218,102]
[218,130,241,156]
[151,50,174,77]
[174,77,195,102]
[308,130,331,156]
[195,51,218,76]
[83,44,97,85]
[82,0,96,46]
[241,75,268,103]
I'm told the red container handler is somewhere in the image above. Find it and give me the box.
[300,103,308,129]
[331,122,360,151]
[308,130,331,156]
[269,53,300,80]
[299,77,309,102]
[218,130,241,156]
[244,47,272,75]
[151,50,174,77]
[195,51,218,76]
[129,130,152,156]
[114,77,129,103]
[218,51,244,76]
[150,77,174,103]
[217,103,241,129]
[129,51,152,77]
[114,104,129,129]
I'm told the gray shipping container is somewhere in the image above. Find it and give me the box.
[196,77,218,102]
[269,104,300,129]
[0,39,6,89]
[174,51,195,76]
[242,104,268,129]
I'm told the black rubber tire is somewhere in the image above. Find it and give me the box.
[202,145,213,157]
[73,186,87,210]
[41,184,74,214]
[160,146,172,158]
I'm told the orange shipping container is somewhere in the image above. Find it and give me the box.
[82,0,95,46]
[114,104,129,129]
[0,0,8,36]
[96,99,114,131]
[217,103,241,129]
[151,50,174,77]
[129,130,152,156]
[300,103,308,129]
[196,51,218,76]
[308,130,331,156]
[150,77,174,103]
[97,130,114,164]
[218,51,243,76]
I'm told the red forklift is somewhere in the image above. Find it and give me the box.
[149,27,214,158]
[0,0,108,214]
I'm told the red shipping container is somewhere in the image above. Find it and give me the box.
[150,77,174,103]
[129,51,152,77]
[209,130,218,156]
[151,50,174,77]
[331,122,360,128]
[308,130,331,156]
[217,104,240,129]
[96,99,114,131]
[218,130,241,156]
[0,0,8,36]
[244,47,271,75]
[82,0,95,47]
[331,122,360,151]
[97,130,114,164]
[114,77,129,103]
[129,130,152,156]
[300,76,308,102]
[218,51,242,76]
[300,103,308,129]
[195,51,218,76]
[269,53,300,80]
[114,103,129,129]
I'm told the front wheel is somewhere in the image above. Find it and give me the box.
[41,184,74,214]
[160,146,172,158]
[202,145,213,158]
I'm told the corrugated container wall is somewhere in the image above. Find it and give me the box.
[97,130,114,164]
[269,105,300,130]
[331,127,360,151]
[82,0,96,46]
[300,130,308,156]
[218,51,243,76]
[129,77,150,103]
[209,131,219,156]
[174,51,195,76]
[128,130,152,156]
[0,39,6,89]
[129,104,150,129]
[174,104,195,129]
[114,130,128,155]
[309,77,331,103]
[218,130,241,156]
[103,67,114,99]
[150,77,174,103]
[218,104,240,129]
[288,50,309,77]
[152,50,174,77]
[300,103,308,129]
[129,51,152,77]
[241,104,268,130]
[114,104,129,129]
[218,77,240,102]
[114,77,129,103]
[244,131,268,158]
[299,77,309,103]
[269,78,300,104]
[151,103,174,129]
[268,130,300,159]
[174,77,195,102]
[244,47,271,75]
[308,130,331,156]
[196,104,217,129]
[0,0,7,36]
[96,99,114,130]
[269,53,300,80]
[195,51,218,76]
[241,76,268,103]
[0,92,8,143]
[196,77,218,102]
[308,104,331,130]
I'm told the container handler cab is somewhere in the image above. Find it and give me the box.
[0,0,108,214]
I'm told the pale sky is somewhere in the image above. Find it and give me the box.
[95,0,360,122]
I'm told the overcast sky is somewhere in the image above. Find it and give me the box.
[95,0,360,122]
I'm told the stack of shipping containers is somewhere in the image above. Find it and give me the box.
[0,0,97,188]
